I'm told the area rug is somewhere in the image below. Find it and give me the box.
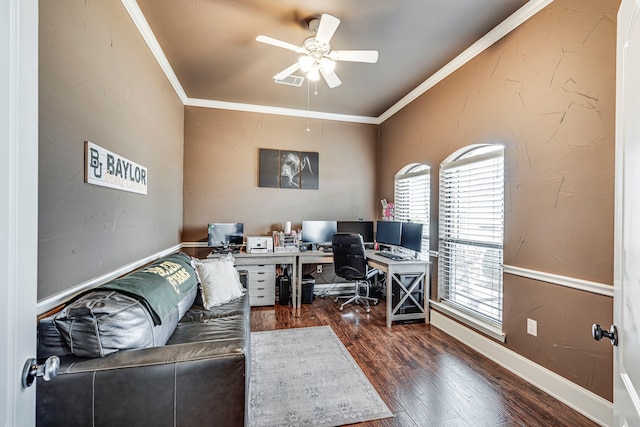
[249,326,393,426]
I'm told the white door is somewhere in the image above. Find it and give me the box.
[614,0,640,424]
[0,0,39,425]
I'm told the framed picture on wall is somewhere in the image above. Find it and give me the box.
[258,149,280,188]
[300,151,318,189]
[259,148,319,189]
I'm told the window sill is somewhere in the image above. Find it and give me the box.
[429,300,506,343]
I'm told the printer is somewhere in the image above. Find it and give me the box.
[246,236,273,253]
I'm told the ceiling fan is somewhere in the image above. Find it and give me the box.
[256,13,379,88]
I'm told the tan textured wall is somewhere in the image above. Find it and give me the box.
[378,0,618,400]
[39,0,185,300]
[183,107,378,243]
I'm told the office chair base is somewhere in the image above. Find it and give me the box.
[336,295,378,312]
[336,282,378,313]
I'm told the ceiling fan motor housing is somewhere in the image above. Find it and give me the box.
[303,37,331,59]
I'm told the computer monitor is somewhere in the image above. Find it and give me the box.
[301,220,337,245]
[207,223,244,248]
[375,221,402,246]
[400,222,424,253]
[337,220,374,243]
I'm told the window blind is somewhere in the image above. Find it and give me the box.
[394,165,430,258]
[438,147,504,324]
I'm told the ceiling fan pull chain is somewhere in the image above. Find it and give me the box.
[306,79,311,132]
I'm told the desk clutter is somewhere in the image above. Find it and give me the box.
[207,219,424,257]
[205,219,430,325]
[272,230,299,252]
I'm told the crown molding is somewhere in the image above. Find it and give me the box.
[123,0,553,124]
[121,0,188,103]
[185,97,378,124]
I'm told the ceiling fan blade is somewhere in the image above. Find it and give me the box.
[320,68,342,88]
[256,35,303,53]
[315,14,340,45]
[329,50,379,63]
[273,63,301,81]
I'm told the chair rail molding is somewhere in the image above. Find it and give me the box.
[37,244,183,314]
[503,264,613,297]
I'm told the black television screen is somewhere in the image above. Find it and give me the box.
[207,223,244,248]
[302,220,337,245]
[337,221,374,243]
[400,222,424,253]
[376,221,402,246]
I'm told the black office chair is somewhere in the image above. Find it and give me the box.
[332,232,378,312]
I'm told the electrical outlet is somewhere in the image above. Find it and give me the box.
[527,318,538,337]
[317,264,322,274]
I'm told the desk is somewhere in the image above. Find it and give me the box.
[367,252,430,327]
[296,250,334,307]
[297,250,430,326]
[207,252,298,306]
[207,250,429,322]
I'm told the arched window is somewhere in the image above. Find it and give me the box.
[438,144,504,325]
[394,163,430,258]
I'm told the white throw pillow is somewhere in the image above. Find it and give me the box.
[191,255,245,309]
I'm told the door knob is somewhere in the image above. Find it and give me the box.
[21,355,60,388]
[592,323,618,346]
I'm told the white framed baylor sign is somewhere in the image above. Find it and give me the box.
[85,141,148,195]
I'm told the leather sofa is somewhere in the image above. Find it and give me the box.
[36,253,250,427]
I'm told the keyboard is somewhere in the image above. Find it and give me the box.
[375,251,408,261]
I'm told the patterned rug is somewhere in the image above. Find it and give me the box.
[249,326,394,426]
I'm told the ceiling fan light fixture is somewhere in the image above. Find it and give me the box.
[298,55,315,72]
[319,57,336,74]
[306,66,320,81]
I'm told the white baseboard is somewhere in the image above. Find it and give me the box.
[430,310,613,427]
[37,244,182,314]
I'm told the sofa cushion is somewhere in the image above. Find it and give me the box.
[180,293,247,323]
[100,252,198,325]
[54,290,179,358]
[167,314,247,346]
[49,252,198,358]
[38,283,197,361]
[191,255,245,309]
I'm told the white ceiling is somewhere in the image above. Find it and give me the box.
[128,0,546,122]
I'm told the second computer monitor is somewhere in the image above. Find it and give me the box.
[400,222,424,253]
[337,221,374,243]
[376,221,402,246]
[301,220,338,245]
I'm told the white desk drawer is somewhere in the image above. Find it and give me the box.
[249,283,275,296]
[250,294,275,306]
[243,264,276,306]
[248,275,276,288]
[242,264,275,274]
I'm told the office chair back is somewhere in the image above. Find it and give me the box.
[332,233,367,281]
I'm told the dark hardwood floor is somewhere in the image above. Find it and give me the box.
[250,296,599,427]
